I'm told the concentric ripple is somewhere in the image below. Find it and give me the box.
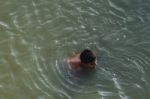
[0,0,150,99]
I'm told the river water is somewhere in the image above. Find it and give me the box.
[0,0,150,99]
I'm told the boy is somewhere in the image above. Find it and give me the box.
[68,49,96,70]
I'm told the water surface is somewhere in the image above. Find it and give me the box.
[0,0,150,99]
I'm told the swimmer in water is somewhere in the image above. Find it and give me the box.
[68,49,96,71]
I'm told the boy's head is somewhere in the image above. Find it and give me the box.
[80,49,96,64]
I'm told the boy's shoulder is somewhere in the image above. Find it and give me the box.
[68,53,81,70]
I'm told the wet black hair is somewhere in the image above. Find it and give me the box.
[80,49,96,63]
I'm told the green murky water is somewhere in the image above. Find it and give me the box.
[0,0,150,99]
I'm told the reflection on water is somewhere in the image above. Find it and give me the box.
[0,0,150,99]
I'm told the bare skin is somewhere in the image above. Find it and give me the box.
[67,53,96,71]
